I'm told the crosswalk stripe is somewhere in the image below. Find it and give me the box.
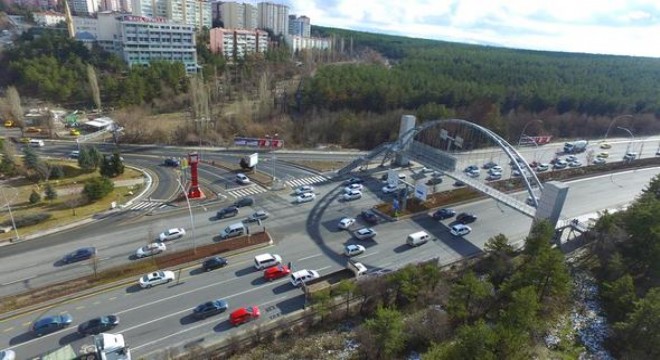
[126,201,162,211]
[286,176,329,188]
[226,185,268,198]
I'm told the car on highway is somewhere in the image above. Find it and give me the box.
[597,152,609,158]
[236,173,251,185]
[0,349,15,360]
[382,184,398,194]
[456,213,477,224]
[77,315,120,335]
[25,126,40,133]
[593,157,607,165]
[623,152,638,160]
[244,210,269,222]
[136,242,166,258]
[353,227,377,240]
[294,185,315,195]
[338,217,356,230]
[344,244,366,257]
[32,313,73,336]
[158,227,185,242]
[450,224,472,236]
[234,196,255,207]
[296,192,316,203]
[345,177,364,185]
[19,137,30,144]
[202,256,228,271]
[343,190,362,201]
[63,247,97,263]
[600,142,612,149]
[290,269,320,286]
[482,161,497,169]
[193,299,229,319]
[263,264,291,281]
[3,120,13,127]
[70,128,80,136]
[69,150,80,159]
[163,158,180,167]
[138,270,175,288]
[432,208,456,220]
[360,210,379,225]
[217,206,239,219]
[536,163,550,172]
[230,306,260,326]
[344,183,364,192]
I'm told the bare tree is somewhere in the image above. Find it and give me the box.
[6,86,25,136]
[87,64,101,110]
[44,110,55,138]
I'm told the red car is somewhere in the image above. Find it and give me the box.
[230,306,260,326]
[263,264,291,281]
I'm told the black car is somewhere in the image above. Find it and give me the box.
[233,196,255,208]
[77,315,119,335]
[63,247,97,264]
[163,158,180,167]
[202,256,228,271]
[360,210,379,225]
[453,181,466,187]
[432,208,456,220]
[345,177,364,185]
[217,206,239,219]
[482,161,497,169]
[32,314,73,336]
[456,213,478,224]
[193,299,229,319]
[426,177,443,186]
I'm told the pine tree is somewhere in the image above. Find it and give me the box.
[45,183,57,201]
[29,190,41,204]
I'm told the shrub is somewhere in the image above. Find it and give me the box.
[2,213,52,228]
[29,190,41,204]
[82,176,114,201]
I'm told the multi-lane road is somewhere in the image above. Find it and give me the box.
[1,164,658,358]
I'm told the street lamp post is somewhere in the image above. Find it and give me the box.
[617,126,635,155]
[175,177,197,254]
[518,119,543,147]
[604,115,633,140]
[0,186,19,241]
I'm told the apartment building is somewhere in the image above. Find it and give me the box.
[69,0,99,15]
[209,27,268,59]
[288,14,309,37]
[257,1,287,36]
[213,1,257,29]
[33,11,66,26]
[132,0,212,29]
[73,15,99,43]
[98,0,121,11]
[286,34,331,53]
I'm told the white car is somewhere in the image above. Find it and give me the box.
[353,227,377,240]
[158,228,185,242]
[295,192,316,203]
[565,155,578,162]
[489,166,503,173]
[290,269,320,287]
[244,210,269,222]
[138,270,175,288]
[0,350,15,360]
[466,169,480,178]
[236,173,251,185]
[343,190,362,201]
[382,184,398,194]
[136,243,166,258]
[568,160,582,167]
[295,185,315,195]
[593,157,607,165]
[450,224,472,236]
[344,183,364,192]
[344,244,366,257]
[536,163,549,172]
[338,217,356,230]
[623,152,638,160]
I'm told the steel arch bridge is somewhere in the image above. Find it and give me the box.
[338,118,547,217]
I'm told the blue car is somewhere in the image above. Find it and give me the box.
[63,247,97,264]
[32,314,73,336]
[193,299,229,319]
[77,315,119,335]
[432,208,456,220]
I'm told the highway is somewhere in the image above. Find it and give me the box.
[0,167,658,358]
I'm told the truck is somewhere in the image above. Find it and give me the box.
[36,333,131,360]
[303,260,367,299]
[563,140,588,154]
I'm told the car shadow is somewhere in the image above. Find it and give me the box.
[272,282,294,295]
[179,314,198,326]
[393,244,412,253]
[251,277,267,286]
[212,319,233,333]
[128,254,141,261]
[234,266,255,277]
[189,267,205,276]
[212,235,224,242]
[275,294,306,315]
[58,331,85,345]
[53,259,66,267]
[125,284,143,293]
[208,216,219,221]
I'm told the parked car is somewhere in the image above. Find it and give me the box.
[489,166,503,174]
[463,165,478,172]
[163,158,180,167]
[553,160,568,169]
[193,299,229,319]
[486,173,502,181]
[236,173,251,185]
[263,264,291,281]
[296,192,316,203]
[338,217,356,230]
[345,177,364,185]
[158,228,185,242]
[382,184,398,194]
[233,196,255,208]
[353,227,377,240]
[623,152,638,160]
[450,224,472,236]
[138,270,175,288]
[344,244,366,257]
[360,210,379,225]
[426,177,443,185]
[466,169,480,178]
[77,315,119,335]
[343,190,362,201]
[593,157,607,165]
[565,155,578,162]
[536,163,550,172]
[294,185,315,195]
[217,206,239,219]
[600,142,612,149]
[456,213,477,224]
[63,247,97,264]
[0,350,15,360]
[136,243,166,258]
[432,208,456,220]
[568,160,582,167]
[453,181,466,187]
[482,161,497,169]
[32,314,73,336]
[344,183,363,192]
[597,152,609,158]
[202,256,228,271]
[244,210,269,222]
[230,306,260,326]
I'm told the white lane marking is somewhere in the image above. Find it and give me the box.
[356,251,379,259]
[568,167,659,184]
[1,276,36,286]
[297,254,322,261]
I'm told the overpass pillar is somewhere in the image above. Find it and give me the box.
[395,115,416,166]
[532,181,569,237]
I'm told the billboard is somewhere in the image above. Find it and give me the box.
[387,169,398,187]
[247,153,259,168]
[234,137,284,148]
[414,181,428,201]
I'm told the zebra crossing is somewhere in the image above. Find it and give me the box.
[124,200,168,211]
[226,184,268,198]
[285,175,330,188]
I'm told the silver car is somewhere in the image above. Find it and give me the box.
[353,227,377,240]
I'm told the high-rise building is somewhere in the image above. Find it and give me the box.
[257,1,288,36]
[214,1,256,29]
[98,0,120,11]
[132,0,212,29]
[209,27,268,59]
[288,14,309,37]
[33,11,66,26]
[68,0,99,15]
[118,0,131,12]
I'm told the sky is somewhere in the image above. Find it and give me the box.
[283,0,660,58]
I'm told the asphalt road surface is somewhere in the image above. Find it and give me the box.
[0,166,658,358]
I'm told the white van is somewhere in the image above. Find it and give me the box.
[29,139,44,147]
[219,223,246,239]
[254,253,282,269]
[406,231,431,247]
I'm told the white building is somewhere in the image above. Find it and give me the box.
[209,28,268,59]
[33,11,66,26]
[98,0,121,12]
[132,0,212,29]
[73,15,100,43]
[68,0,99,15]
[288,14,309,37]
[214,1,257,29]
[257,1,288,36]
[286,34,331,53]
